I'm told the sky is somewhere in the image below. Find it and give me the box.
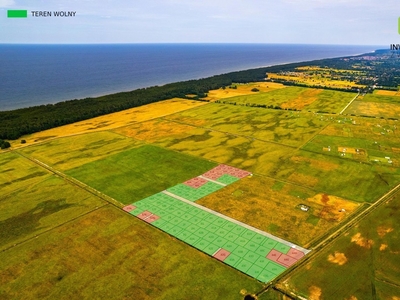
[0,0,398,45]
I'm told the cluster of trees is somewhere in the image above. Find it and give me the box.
[0,67,270,140]
[0,139,11,149]
[214,100,299,111]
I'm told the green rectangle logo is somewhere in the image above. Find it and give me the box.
[398,17,400,34]
[7,10,28,18]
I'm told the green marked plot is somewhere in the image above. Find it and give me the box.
[216,174,240,185]
[233,247,249,258]
[255,245,272,257]
[225,232,240,242]
[186,235,200,246]
[223,241,238,252]
[223,222,236,231]
[213,237,229,247]
[193,239,209,250]
[203,243,220,255]
[263,238,278,248]
[235,237,250,247]
[241,229,257,240]
[257,270,276,283]
[225,253,241,267]
[127,162,306,283]
[244,241,261,252]
[274,243,291,254]
[231,225,246,235]
[247,264,264,279]
[236,259,253,273]
[244,251,259,264]
[254,256,271,269]
[251,234,268,245]
[265,261,287,275]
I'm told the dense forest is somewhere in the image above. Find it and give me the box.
[1,49,399,140]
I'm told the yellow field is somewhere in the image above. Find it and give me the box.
[344,101,400,119]
[374,90,400,96]
[196,175,359,247]
[113,118,200,143]
[205,82,286,101]
[268,72,364,89]
[9,98,207,148]
[281,88,321,110]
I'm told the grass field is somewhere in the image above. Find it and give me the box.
[282,191,400,300]
[19,131,142,171]
[164,103,327,147]
[267,67,365,90]
[0,152,104,251]
[66,144,217,204]
[205,82,286,101]
[214,86,356,113]
[112,103,400,203]
[270,149,400,202]
[344,94,400,119]
[196,175,360,247]
[0,206,264,300]
[10,98,207,149]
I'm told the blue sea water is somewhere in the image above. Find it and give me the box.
[0,43,379,111]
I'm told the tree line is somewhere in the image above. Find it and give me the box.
[2,51,394,140]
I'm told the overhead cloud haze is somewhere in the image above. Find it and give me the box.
[0,0,397,44]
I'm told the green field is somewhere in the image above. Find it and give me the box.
[0,206,264,300]
[164,103,327,147]
[284,192,400,300]
[66,144,216,204]
[216,87,355,113]
[19,131,141,171]
[0,152,104,251]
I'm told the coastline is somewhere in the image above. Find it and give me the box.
[0,44,380,111]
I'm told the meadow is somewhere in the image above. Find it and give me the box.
[214,86,356,113]
[283,191,400,300]
[0,152,104,251]
[66,144,216,204]
[344,93,400,119]
[205,82,286,101]
[19,131,142,171]
[0,206,264,300]
[2,86,400,299]
[9,98,206,149]
[163,103,327,147]
[267,67,366,90]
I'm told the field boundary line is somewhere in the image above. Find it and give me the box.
[0,204,108,253]
[14,151,124,209]
[339,92,360,114]
[162,190,310,253]
[264,181,400,298]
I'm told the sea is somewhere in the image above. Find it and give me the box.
[0,44,381,111]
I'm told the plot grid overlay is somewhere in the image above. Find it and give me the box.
[123,164,310,282]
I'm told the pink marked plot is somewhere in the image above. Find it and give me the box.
[184,177,208,188]
[213,248,231,261]
[266,249,282,263]
[277,254,298,267]
[123,205,136,212]
[137,211,153,220]
[203,170,224,180]
[146,214,160,223]
[287,248,305,260]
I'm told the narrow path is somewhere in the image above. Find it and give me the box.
[339,92,360,115]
